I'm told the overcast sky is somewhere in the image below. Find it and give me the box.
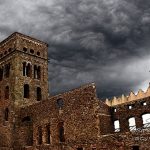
[0,0,150,99]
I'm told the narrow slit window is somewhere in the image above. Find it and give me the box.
[23,62,26,76]
[5,86,9,99]
[23,62,31,77]
[38,126,42,145]
[5,108,9,121]
[34,65,38,79]
[26,63,31,77]
[5,63,10,78]
[37,87,42,101]
[37,66,41,79]
[58,122,65,142]
[45,124,50,144]
[0,68,3,81]
[24,84,29,98]
[34,65,41,79]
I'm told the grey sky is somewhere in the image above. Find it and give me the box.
[0,0,150,99]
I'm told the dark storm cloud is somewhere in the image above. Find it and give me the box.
[0,0,150,99]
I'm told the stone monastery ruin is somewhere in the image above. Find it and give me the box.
[0,32,150,150]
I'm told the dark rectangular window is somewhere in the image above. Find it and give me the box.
[38,126,42,145]
[132,146,139,150]
[37,87,42,101]
[45,124,50,144]
[24,84,29,98]
[0,68,3,81]
[5,63,10,78]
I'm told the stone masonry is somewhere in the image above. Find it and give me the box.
[0,32,150,150]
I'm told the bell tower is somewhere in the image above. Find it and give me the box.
[0,32,49,108]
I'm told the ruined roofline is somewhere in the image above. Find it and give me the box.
[0,32,48,47]
[105,83,150,106]
[48,82,97,99]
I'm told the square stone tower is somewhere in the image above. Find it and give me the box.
[0,32,49,107]
[0,32,49,147]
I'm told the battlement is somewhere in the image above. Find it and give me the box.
[105,83,150,106]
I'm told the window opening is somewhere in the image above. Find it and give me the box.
[26,63,31,77]
[114,120,120,132]
[5,108,9,121]
[141,101,147,106]
[38,126,42,145]
[24,84,29,98]
[58,122,65,142]
[5,63,10,78]
[5,86,9,99]
[22,116,31,122]
[34,65,41,79]
[128,117,136,131]
[30,49,34,54]
[23,47,27,52]
[132,146,139,150]
[37,51,40,56]
[37,87,42,101]
[0,68,3,81]
[45,124,50,144]
[142,113,150,128]
[8,48,12,52]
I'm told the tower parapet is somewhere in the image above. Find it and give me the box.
[105,84,150,106]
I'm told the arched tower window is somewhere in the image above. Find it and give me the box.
[26,63,31,77]
[58,122,65,142]
[34,65,41,79]
[23,62,31,77]
[37,87,42,101]
[128,117,136,131]
[5,86,9,99]
[24,84,29,98]
[37,66,41,79]
[34,65,38,79]
[23,62,26,76]
[5,108,9,121]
